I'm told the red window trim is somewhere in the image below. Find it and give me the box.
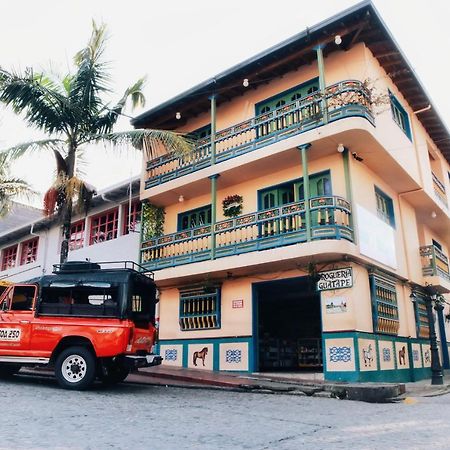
[1,245,18,271]
[89,208,119,245]
[20,237,39,266]
[69,220,85,251]
[123,201,141,235]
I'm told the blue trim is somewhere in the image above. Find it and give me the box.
[177,204,212,231]
[160,336,252,371]
[144,105,374,189]
[437,308,450,369]
[374,186,396,228]
[251,283,259,372]
[255,77,319,114]
[323,330,432,382]
[389,90,412,140]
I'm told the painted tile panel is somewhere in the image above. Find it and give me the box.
[160,344,183,367]
[378,340,395,371]
[188,344,214,370]
[325,338,355,372]
[219,342,249,371]
[358,338,377,371]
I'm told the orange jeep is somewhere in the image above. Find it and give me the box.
[0,261,162,390]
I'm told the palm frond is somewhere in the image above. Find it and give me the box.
[88,129,195,160]
[91,77,147,134]
[0,177,36,218]
[0,69,73,134]
[0,138,65,160]
[71,21,111,123]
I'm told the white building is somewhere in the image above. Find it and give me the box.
[0,177,141,283]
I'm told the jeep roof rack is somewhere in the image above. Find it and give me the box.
[52,260,154,278]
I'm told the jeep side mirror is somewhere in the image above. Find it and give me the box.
[1,301,8,312]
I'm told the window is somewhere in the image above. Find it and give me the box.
[178,205,211,231]
[1,245,18,271]
[8,285,36,311]
[179,286,221,331]
[375,187,395,227]
[90,209,118,245]
[123,202,141,235]
[258,171,332,209]
[369,273,399,336]
[255,78,320,115]
[69,220,85,251]
[432,239,442,252]
[389,91,411,140]
[20,238,38,266]
[39,283,119,317]
[189,124,211,141]
[412,290,430,339]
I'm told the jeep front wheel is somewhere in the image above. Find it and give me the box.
[55,346,96,390]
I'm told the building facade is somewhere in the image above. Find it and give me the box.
[0,178,142,283]
[133,2,450,383]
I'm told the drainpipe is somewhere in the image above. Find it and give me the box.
[210,174,220,259]
[209,94,217,165]
[315,45,328,124]
[299,144,312,241]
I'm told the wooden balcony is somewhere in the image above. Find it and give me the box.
[145,80,373,189]
[141,196,352,271]
[420,245,450,292]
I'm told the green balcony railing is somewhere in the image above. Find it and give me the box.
[432,172,448,208]
[420,245,450,281]
[141,195,352,270]
[145,80,373,188]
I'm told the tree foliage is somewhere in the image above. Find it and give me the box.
[0,21,192,262]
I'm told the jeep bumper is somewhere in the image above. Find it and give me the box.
[123,354,163,369]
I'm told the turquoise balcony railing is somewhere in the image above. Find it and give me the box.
[141,195,352,270]
[145,80,373,188]
[432,172,448,207]
[420,245,450,281]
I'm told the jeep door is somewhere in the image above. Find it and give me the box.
[0,285,36,354]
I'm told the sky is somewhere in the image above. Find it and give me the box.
[1,0,450,204]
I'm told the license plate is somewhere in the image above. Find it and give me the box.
[0,328,21,342]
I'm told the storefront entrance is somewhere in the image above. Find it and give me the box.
[253,276,322,372]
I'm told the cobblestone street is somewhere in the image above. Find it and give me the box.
[1,373,450,449]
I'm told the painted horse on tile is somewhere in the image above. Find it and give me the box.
[193,347,208,367]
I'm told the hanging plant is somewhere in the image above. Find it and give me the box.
[141,202,165,240]
[222,194,243,218]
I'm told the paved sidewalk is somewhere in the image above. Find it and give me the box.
[130,365,419,402]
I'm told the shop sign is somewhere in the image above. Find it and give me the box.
[232,299,244,309]
[317,267,353,291]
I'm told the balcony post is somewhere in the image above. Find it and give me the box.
[209,94,217,165]
[315,44,328,124]
[342,147,355,241]
[209,174,220,259]
[299,144,312,241]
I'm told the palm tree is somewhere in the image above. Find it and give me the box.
[0,152,35,217]
[0,22,191,263]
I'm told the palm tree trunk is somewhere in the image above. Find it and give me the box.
[59,144,76,264]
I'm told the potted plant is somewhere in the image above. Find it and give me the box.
[222,194,243,218]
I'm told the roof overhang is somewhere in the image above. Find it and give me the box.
[132,0,450,163]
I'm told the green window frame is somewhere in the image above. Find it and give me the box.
[179,286,221,331]
[255,78,319,116]
[178,205,212,231]
[389,91,411,140]
[369,272,399,336]
[258,171,332,210]
[189,124,211,141]
[412,290,430,339]
[375,187,395,227]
